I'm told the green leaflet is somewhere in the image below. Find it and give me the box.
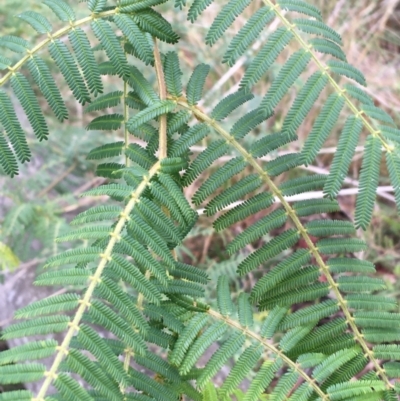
[169,313,209,365]
[188,0,213,22]
[282,71,328,137]
[69,27,103,96]
[238,293,253,328]
[0,340,57,365]
[169,124,210,157]
[193,157,247,206]
[294,18,343,45]
[217,275,234,316]
[128,100,176,131]
[131,9,180,44]
[301,93,345,166]
[305,219,356,237]
[0,55,11,70]
[114,14,154,65]
[119,0,169,12]
[107,253,163,303]
[261,49,312,115]
[278,0,322,20]
[211,91,254,121]
[78,324,130,387]
[0,35,30,53]
[0,363,46,385]
[87,0,107,13]
[219,344,263,398]
[179,321,228,374]
[197,332,246,389]
[279,174,327,196]
[238,229,301,276]
[186,64,210,106]
[328,60,367,86]
[164,51,183,97]
[85,91,122,112]
[214,191,274,231]
[86,142,124,160]
[240,27,293,90]
[65,349,122,401]
[227,208,288,255]
[43,0,76,22]
[250,249,311,302]
[1,316,70,340]
[355,135,382,229]
[223,6,275,66]
[91,19,130,78]
[386,150,400,213]
[182,140,229,185]
[244,360,281,401]
[205,0,252,46]
[27,56,68,121]
[0,133,18,177]
[250,132,296,158]
[14,293,80,319]
[310,37,347,61]
[205,174,262,216]
[230,108,270,139]
[88,299,147,355]
[0,91,30,163]
[324,116,363,198]
[0,390,33,401]
[49,39,91,105]
[17,11,52,34]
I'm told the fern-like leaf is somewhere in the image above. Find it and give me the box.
[240,27,293,90]
[0,91,30,163]
[114,14,154,65]
[127,100,176,131]
[0,133,18,177]
[278,0,322,20]
[205,0,251,46]
[211,91,254,121]
[238,229,301,276]
[91,19,130,78]
[355,135,382,229]
[186,64,210,106]
[310,37,347,61]
[327,60,367,86]
[49,39,91,104]
[223,6,274,66]
[27,56,68,121]
[87,114,124,131]
[282,71,328,137]
[324,116,363,198]
[17,11,52,34]
[43,0,76,22]
[69,27,103,96]
[294,18,342,45]
[301,93,345,166]
[261,49,312,114]
[10,72,49,141]
[132,9,180,44]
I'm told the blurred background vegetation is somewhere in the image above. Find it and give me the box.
[0,0,400,396]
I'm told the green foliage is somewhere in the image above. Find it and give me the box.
[0,1,399,401]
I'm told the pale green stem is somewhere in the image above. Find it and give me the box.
[153,38,168,160]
